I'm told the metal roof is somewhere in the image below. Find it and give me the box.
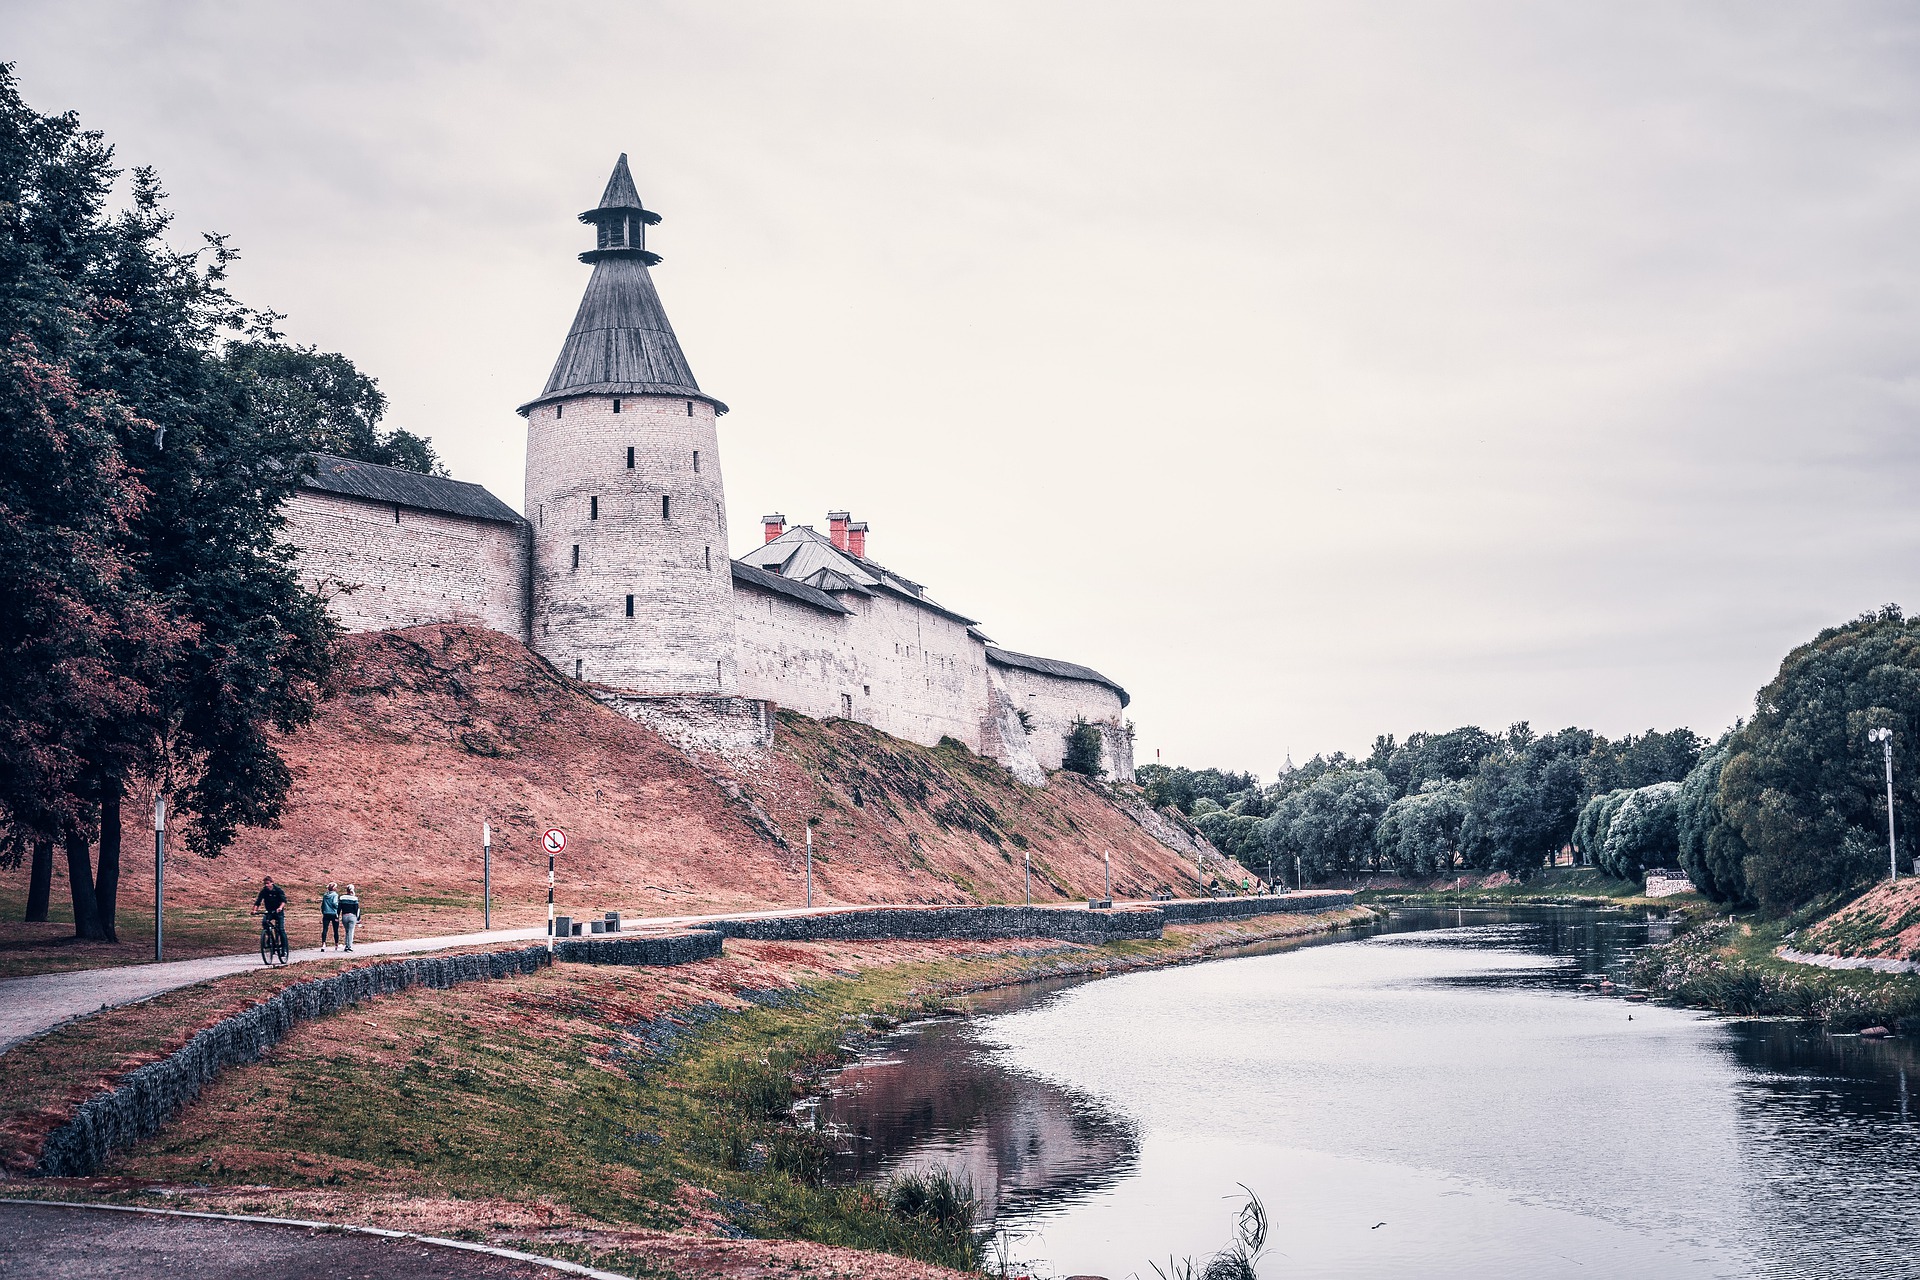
[731,561,852,615]
[751,526,977,625]
[985,645,1130,707]
[300,454,526,526]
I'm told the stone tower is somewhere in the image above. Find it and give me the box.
[519,155,736,693]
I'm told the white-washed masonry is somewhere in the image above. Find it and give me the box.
[277,154,1134,783]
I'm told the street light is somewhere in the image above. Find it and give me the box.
[153,795,166,963]
[1870,727,1899,882]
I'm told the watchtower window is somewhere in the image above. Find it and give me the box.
[625,594,634,617]
[661,494,671,520]
[556,403,563,419]
[590,496,599,520]
[693,450,700,473]
[613,398,622,414]
[841,693,853,717]
[571,544,580,569]
[685,401,693,416]
[393,506,401,524]
[705,546,712,570]
[626,446,635,469]
[574,658,583,680]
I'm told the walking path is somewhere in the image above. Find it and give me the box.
[0,896,1312,1056]
[0,902,985,1054]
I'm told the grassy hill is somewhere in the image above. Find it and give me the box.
[0,626,1234,974]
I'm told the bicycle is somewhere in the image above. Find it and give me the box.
[258,911,289,966]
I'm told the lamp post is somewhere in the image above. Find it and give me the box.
[482,821,492,930]
[805,824,814,908]
[153,795,166,963]
[1104,850,1111,902]
[1870,727,1899,882]
[1024,849,1031,907]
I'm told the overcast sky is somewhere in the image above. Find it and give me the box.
[11,2,1920,775]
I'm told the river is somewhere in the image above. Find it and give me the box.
[810,906,1920,1280]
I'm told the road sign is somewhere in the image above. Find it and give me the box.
[544,828,567,854]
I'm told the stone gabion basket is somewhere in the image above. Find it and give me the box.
[35,946,551,1178]
[710,904,1164,945]
[554,929,723,966]
[1156,891,1354,924]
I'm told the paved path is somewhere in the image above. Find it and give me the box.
[0,1200,626,1279]
[0,902,941,1054]
[0,897,1304,1056]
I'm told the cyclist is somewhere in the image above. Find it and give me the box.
[254,876,289,962]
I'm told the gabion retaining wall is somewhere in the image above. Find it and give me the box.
[1156,890,1355,924]
[708,904,1164,945]
[36,946,551,1178]
[555,929,724,966]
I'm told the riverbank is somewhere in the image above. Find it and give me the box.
[1632,915,1920,1032]
[0,908,1373,1279]
[1353,866,1698,912]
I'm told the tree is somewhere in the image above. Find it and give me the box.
[1459,724,1593,877]
[0,67,335,937]
[1675,740,1750,904]
[1597,782,1681,881]
[1261,767,1394,881]
[1375,781,1468,875]
[1718,606,1920,911]
[223,341,443,475]
[1571,789,1630,867]
[1062,719,1104,777]
[1584,728,1705,796]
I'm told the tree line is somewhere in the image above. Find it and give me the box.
[1143,604,1920,913]
[1,69,437,940]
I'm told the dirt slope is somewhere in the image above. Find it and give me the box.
[1796,878,1920,962]
[4,626,1232,962]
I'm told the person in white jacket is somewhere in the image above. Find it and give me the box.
[337,884,362,951]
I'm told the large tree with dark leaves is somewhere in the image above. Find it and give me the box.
[1718,606,1920,911]
[0,66,334,939]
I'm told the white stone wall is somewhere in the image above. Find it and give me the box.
[732,580,863,722]
[525,394,735,693]
[731,582,988,750]
[731,577,1128,779]
[282,489,530,638]
[990,662,1134,782]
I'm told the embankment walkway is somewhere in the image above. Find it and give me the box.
[0,893,1350,1055]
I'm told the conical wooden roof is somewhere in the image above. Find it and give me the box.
[518,158,725,416]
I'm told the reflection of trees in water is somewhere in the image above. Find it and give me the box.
[1721,1021,1920,1268]
[818,1020,1138,1221]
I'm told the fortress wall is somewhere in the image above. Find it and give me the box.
[731,582,991,753]
[846,593,991,752]
[526,395,735,693]
[732,580,861,722]
[992,661,1134,781]
[283,489,530,639]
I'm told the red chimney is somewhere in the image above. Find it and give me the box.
[827,510,851,552]
[762,513,786,544]
[847,521,868,558]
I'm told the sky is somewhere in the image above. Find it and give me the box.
[10,2,1920,776]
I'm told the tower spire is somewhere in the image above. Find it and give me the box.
[517,153,725,416]
[578,153,661,265]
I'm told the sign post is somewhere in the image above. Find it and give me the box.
[1104,850,1111,902]
[805,824,814,908]
[153,795,166,963]
[543,827,566,951]
[483,821,492,930]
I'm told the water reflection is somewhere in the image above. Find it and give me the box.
[818,907,1920,1279]
[815,1013,1139,1221]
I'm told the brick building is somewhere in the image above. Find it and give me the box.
[284,155,1133,782]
